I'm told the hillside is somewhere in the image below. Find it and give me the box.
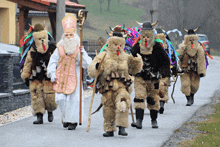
[78,0,145,41]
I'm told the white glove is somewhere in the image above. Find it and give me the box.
[116,101,126,112]
[51,74,56,82]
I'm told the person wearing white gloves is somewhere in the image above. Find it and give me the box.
[47,14,92,130]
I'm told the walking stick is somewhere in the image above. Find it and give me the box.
[87,53,106,132]
[171,75,178,104]
[78,9,85,125]
[130,104,135,123]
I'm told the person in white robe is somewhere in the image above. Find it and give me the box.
[47,14,92,130]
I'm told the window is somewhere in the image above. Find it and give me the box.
[198,35,207,41]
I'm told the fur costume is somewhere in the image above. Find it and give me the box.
[21,23,57,123]
[155,28,178,114]
[130,21,170,129]
[177,27,206,106]
[88,29,143,136]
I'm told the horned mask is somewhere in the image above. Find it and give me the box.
[183,27,200,57]
[135,20,158,55]
[106,25,127,56]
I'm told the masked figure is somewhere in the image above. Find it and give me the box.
[130,21,170,129]
[21,23,57,124]
[155,28,178,114]
[47,14,92,130]
[88,26,143,137]
[177,27,206,106]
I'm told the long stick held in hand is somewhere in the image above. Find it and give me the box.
[87,52,106,132]
[78,9,85,125]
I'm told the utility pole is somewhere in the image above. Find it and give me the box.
[56,0,66,41]
[150,0,158,25]
[150,10,157,22]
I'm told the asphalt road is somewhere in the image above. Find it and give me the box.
[1,56,220,147]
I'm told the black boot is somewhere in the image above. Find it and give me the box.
[190,93,194,105]
[131,109,144,129]
[48,111,53,122]
[68,123,77,130]
[118,126,128,136]
[63,122,70,128]
[33,113,43,124]
[186,95,193,106]
[150,110,158,128]
[103,131,114,137]
[159,101,165,114]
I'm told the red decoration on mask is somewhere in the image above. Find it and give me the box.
[117,50,119,56]
[145,41,147,47]
[42,44,46,51]
[191,41,194,48]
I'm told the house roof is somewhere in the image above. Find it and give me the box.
[8,0,86,12]
[30,0,86,8]
[43,0,85,7]
[16,10,49,17]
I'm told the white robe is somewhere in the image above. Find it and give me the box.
[47,47,92,123]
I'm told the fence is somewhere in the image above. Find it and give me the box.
[0,53,31,114]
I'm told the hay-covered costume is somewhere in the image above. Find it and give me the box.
[88,27,143,137]
[155,28,178,114]
[47,14,92,130]
[21,23,57,124]
[130,21,170,129]
[177,27,206,106]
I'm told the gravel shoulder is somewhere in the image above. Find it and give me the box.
[162,89,220,147]
[0,88,93,125]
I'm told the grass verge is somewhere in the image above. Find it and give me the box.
[78,0,145,40]
[179,98,220,146]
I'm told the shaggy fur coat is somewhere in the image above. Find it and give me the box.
[131,42,170,110]
[156,33,177,103]
[21,33,57,116]
[177,34,206,96]
[88,36,143,132]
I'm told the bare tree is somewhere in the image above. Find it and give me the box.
[99,0,104,14]
[158,0,220,50]
[107,0,111,12]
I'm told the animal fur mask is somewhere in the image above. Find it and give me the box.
[183,34,200,57]
[107,36,125,56]
[32,23,49,54]
[135,20,158,55]
[139,29,155,55]
[156,33,167,49]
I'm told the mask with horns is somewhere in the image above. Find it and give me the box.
[183,27,199,35]
[183,27,200,56]
[106,25,127,38]
[135,20,158,55]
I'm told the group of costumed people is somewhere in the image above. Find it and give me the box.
[20,12,211,136]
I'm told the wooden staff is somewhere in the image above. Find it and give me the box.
[130,104,135,123]
[78,9,85,125]
[87,52,106,132]
[171,75,178,104]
